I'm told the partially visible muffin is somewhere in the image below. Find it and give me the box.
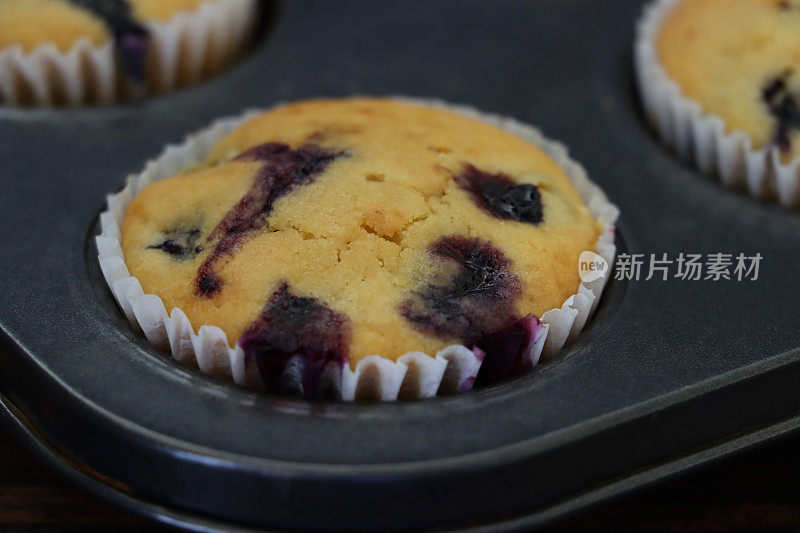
[636,0,800,205]
[119,98,606,398]
[0,0,257,104]
[0,0,205,52]
[657,0,800,160]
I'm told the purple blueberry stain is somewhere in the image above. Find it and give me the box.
[399,236,522,345]
[147,228,202,260]
[66,0,149,83]
[116,30,149,84]
[762,69,800,152]
[238,282,350,400]
[400,236,549,387]
[474,314,545,386]
[195,143,340,297]
[196,270,222,295]
[456,164,544,224]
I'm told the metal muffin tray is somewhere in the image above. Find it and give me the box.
[1,1,799,530]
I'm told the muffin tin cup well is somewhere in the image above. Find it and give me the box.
[635,0,800,207]
[96,97,619,401]
[0,0,257,106]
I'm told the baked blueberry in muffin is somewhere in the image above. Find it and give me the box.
[118,98,608,399]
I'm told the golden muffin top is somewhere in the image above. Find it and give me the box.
[0,0,207,52]
[121,98,601,374]
[658,0,800,159]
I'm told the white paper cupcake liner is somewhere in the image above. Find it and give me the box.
[96,98,619,401]
[0,0,257,106]
[635,0,800,207]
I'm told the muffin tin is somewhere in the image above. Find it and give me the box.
[1,1,799,530]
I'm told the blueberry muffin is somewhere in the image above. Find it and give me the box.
[0,0,256,104]
[657,0,800,160]
[117,98,607,399]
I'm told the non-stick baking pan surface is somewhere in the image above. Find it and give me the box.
[1,1,799,531]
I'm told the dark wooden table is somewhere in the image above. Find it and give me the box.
[1,425,798,531]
